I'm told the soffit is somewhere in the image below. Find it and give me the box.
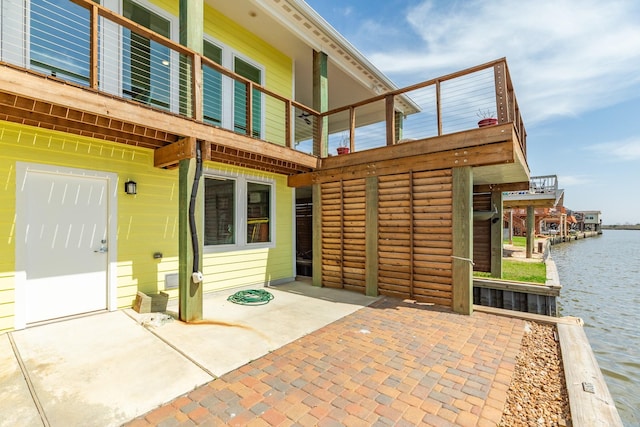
[205,0,409,111]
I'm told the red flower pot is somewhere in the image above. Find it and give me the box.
[337,147,350,155]
[478,118,498,127]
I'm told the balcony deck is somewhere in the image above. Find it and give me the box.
[0,0,528,184]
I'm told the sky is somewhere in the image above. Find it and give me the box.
[305,0,640,225]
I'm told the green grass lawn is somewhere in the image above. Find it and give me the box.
[474,259,546,284]
[504,236,526,247]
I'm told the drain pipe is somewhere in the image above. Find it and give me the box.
[189,141,203,284]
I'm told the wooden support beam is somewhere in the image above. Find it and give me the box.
[89,4,99,90]
[154,137,196,168]
[452,166,473,315]
[490,190,503,278]
[289,139,514,188]
[312,183,323,287]
[526,205,534,258]
[385,94,395,146]
[246,82,253,137]
[436,80,442,135]
[365,176,378,297]
[312,50,328,157]
[178,152,204,322]
[349,106,356,153]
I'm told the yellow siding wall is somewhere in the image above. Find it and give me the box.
[0,121,294,333]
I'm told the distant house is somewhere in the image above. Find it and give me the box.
[0,0,529,332]
[575,211,603,233]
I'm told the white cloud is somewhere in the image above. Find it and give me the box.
[588,138,640,161]
[362,0,640,124]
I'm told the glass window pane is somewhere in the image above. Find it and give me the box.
[30,0,90,85]
[204,178,235,245]
[203,41,222,126]
[122,0,171,110]
[233,57,261,138]
[247,182,270,243]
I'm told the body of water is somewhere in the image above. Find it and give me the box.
[553,230,640,426]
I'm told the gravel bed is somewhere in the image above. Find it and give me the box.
[500,321,572,427]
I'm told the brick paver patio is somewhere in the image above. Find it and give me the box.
[126,297,525,426]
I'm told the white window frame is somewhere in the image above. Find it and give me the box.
[203,169,275,253]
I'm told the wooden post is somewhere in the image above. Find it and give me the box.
[494,62,508,124]
[312,183,323,287]
[385,94,395,146]
[365,176,378,297]
[245,82,253,137]
[394,110,404,142]
[285,100,292,148]
[179,0,203,119]
[349,106,356,153]
[452,167,473,315]
[490,190,503,278]
[89,4,99,90]
[435,80,442,136]
[178,147,203,322]
[526,205,534,258]
[313,51,328,157]
[178,3,203,321]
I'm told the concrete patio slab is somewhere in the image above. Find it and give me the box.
[126,282,378,377]
[2,281,378,427]
[7,311,213,427]
[0,334,42,427]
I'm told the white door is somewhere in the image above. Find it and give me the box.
[23,171,109,324]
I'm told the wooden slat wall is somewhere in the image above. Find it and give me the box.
[342,179,366,293]
[411,170,453,305]
[378,173,412,298]
[473,193,492,272]
[321,181,342,288]
[320,179,366,290]
[318,170,454,307]
[377,170,454,306]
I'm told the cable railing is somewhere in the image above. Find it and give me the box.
[321,58,527,158]
[1,1,526,160]
[0,0,311,148]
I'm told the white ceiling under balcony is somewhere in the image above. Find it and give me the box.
[206,0,402,112]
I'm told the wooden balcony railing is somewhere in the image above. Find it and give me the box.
[318,58,527,158]
[3,1,526,161]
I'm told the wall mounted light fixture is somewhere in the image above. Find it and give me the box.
[124,180,137,195]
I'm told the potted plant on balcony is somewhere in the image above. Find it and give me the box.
[337,135,350,155]
[477,109,498,127]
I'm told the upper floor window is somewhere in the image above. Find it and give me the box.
[202,37,264,139]
[122,0,171,110]
[203,40,223,127]
[234,57,262,139]
[29,0,91,85]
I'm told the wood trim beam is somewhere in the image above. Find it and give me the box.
[321,123,515,169]
[0,64,319,170]
[154,137,196,168]
[289,140,514,188]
